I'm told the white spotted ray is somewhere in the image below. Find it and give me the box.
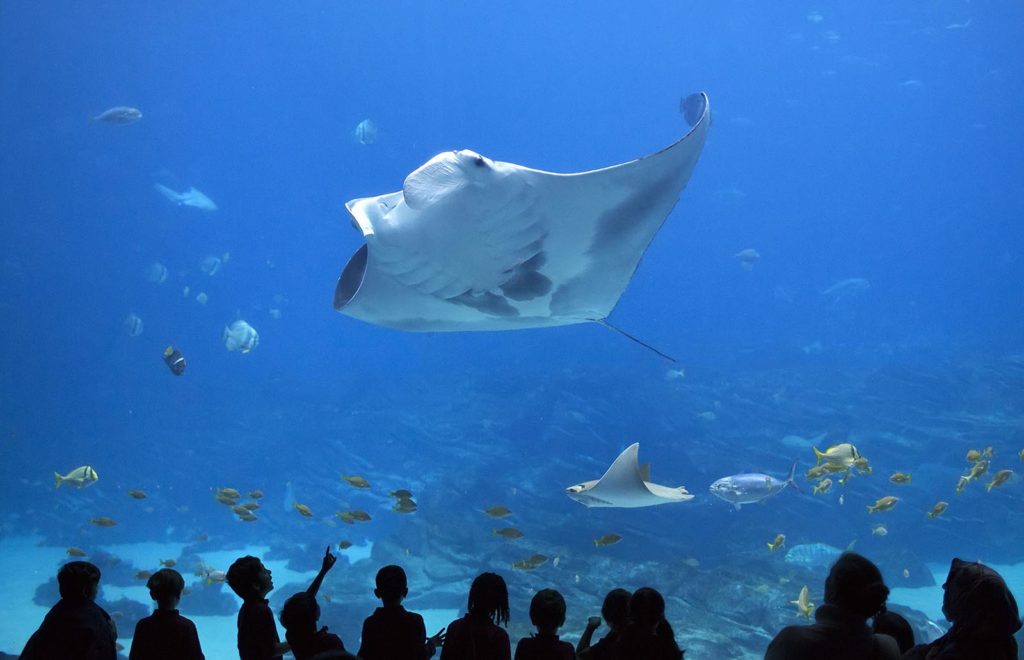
[333,93,711,351]
[565,443,694,508]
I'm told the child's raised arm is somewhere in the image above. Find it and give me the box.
[306,546,337,597]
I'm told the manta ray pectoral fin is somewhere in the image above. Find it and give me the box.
[639,463,651,482]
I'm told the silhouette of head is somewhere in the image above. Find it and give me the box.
[147,568,185,607]
[227,556,272,600]
[602,588,631,630]
[872,607,915,653]
[280,592,320,634]
[375,565,408,603]
[824,552,889,618]
[629,587,667,630]
[468,572,509,626]
[58,561,101,600]
[942,558,1021,638]
[529,589,566,632]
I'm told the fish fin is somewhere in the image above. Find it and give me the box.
[733,502,742,511]
[812,447,826,464]
[844,540,856,551]
[786,461,802,494]
[639,463,651,482]
[54,472,63,488]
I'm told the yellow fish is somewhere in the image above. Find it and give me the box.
[852,457,872,474]
[813,478,833,495]
[987,469,1013,492]
[66,547,87,557]
[966,449,981,463]
[248,490,264,499]
[349,510,371,522]
[127,490,147,499]
[293,503,313,517]
[338,540,353,550]
[216,487,241,499]
[484,505,512,518]
[767,534,786,551]
[927,501,948,519]
[90,517,117,527]
[867,496,899,513]
[792,585,815,618]
[966,461,989,482]
[336,511,355,524]
[812,443,860,467]
[871,524,887,536]
[955,475,969,496]
[888,472,912,485]
[511,554,548,571]
[594,533,623,547]
[341,475,370,489]
[493,527,524,540]
[390,489,413,499]
[54,466,98,489]
[159,559,176,568]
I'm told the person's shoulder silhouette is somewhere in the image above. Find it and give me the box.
[765,552,900,660]
[441,572,511,660]
[902,558,1021,660]
[359,565,440,660]
[21,561,117,660]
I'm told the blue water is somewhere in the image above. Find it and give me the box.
[2,1,1023,657]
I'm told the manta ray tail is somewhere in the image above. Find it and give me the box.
[592,319,676,363]
[785,461,803,494]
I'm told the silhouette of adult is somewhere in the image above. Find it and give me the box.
[871,607,914,654]
[577,588,630,660]
[902,558,1021,660]
[20,561,118,660]
[440,572,511,660]
[618,587,683,660]
[764,552,900,660]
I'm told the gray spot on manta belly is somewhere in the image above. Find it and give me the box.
[450,291,520,316]
[500,251,552,301]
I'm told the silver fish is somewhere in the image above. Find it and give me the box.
[709,462,800,510]
[784,542,844,569]
[93,106,142,124]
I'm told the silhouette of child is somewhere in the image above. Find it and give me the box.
[21,560,118,660]
[577,588,630,660]
[902,558,1021,660]
[871,607,915,654]
[514,588,575,660]
[228,546,336,660]
[129,568,204,659]
[440,572,512,660]
[358,565,445,659]
[618,587,683,660]
[279,591,354,659]
[765,552,900,660]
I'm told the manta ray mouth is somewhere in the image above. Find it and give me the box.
[334,244,368,311]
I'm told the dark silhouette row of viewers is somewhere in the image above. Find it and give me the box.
[19,548,1022,659]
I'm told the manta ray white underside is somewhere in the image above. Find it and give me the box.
[565,443,694,508]
[334,93,711,332]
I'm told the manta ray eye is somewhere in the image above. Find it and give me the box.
[474,156,487,168]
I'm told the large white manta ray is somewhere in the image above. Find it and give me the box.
[565,442,694,508]
[333,93,711,333]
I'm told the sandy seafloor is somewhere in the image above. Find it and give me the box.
[4,534,1023,658]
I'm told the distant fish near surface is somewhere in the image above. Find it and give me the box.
[709,462,800,510]
[154,183,218,211]
[734,248,760,270]
[223,320,258,353]
[90,517,117,527]
[144,262,168,285]
[123,313,143,337]
[566,443,694,508]
[784,542,843,569]
[127,490,147,499]
[55,466,99,489]
[93,106,142,124]
[199,255,222,276]
[820,278,870,302]
[354,118,377,145]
